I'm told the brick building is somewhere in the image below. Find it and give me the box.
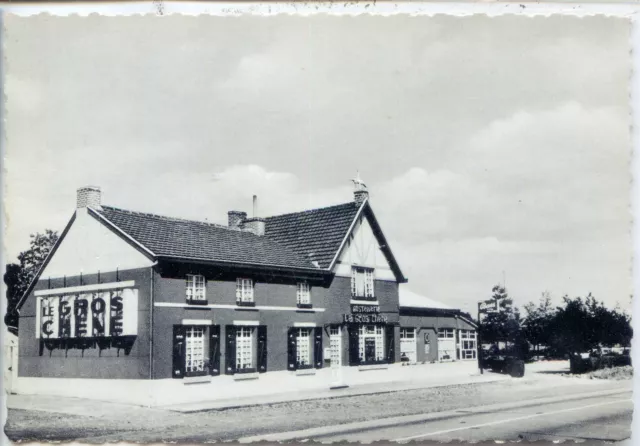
[16,183,476,403]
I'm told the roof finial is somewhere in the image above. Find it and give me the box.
[351,170,367,192]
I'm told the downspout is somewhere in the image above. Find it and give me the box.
[149,261,158,381]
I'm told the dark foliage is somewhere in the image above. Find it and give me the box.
[4,230,59,334]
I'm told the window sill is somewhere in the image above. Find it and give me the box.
[233,372,259,381]
[186,300,209,306]
[183,375,212,384]
[358,363,389,371]
[236,301,256,307]
[297,303,313,309]
[350,298,379,305]
[295,368,317,376]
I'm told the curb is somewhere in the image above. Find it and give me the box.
[165,375,508,413]
[237,387,631,442]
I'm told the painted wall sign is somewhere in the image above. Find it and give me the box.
[351,304,380,314]
[343,313,388,324]
[36,288,138,339]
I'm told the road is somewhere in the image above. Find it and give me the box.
[240,389,632,443]
[6,370,632,443]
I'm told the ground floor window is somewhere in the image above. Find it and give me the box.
[400,327,417,363]
[288,326,323,371]
[458,329,477,360]
[236,326,255,371]
[173,324,220,378]
[296,328,312,368]
[225,325,267,375]
[185,326,207,374]
[437,328,456,361]
[359,325,385,363]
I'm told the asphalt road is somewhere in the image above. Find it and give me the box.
[247,390,632,443]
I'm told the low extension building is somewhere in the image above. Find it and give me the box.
[15,183,477,404]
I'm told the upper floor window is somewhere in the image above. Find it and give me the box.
[297,282,311,306]
[186,274,206,303]
[351,267,375,299]
[236,278,254,304]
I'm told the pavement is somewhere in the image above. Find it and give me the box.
[238,387,632,443]
[6,360,575,415]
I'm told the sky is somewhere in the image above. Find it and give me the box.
[3,14,632,315]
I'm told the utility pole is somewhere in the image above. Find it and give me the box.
[477,301,483,375]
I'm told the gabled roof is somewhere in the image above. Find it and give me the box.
[95,206,319,271]
[264,202,360,269]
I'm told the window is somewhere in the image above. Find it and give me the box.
[358,325,384,362]
[438,328,455,339]
[236,326,254,370]
[297,282,311,306]
[459,330,477,360]
[185,326,207,375]
[295,328,312,368]
[186,274,206,303]
[236,278,254,304]
[351,267,375,300]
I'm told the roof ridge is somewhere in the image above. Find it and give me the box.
[100,205,230,230]
[265,201,356,220]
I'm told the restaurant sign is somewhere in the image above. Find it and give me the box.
[36,288,138,339]
[343,304,388,323]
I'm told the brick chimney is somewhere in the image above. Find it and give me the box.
[77,186,102,210]
[228,211,247,230]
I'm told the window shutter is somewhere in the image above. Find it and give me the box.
[348,325,360,366]
[287,327,297,371]
[386,325,395,364]
[209,325,221,376]
[257,325,268,373]
[314,327,323,369]
[225,325,236,375]
[172,325,186,379]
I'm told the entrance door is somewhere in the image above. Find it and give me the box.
[364,338,376,362]
[400,328,417,363]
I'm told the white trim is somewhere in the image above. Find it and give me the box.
[358,364,389,371]
[233,320,260,326]
[349,300,380,306]
[34,280,136,297]
[328,198,368,271]
[182,319,212,326]
[88,207,156,257]
[155,302,326,312]
[233,372,259,381]
[183,376,212,385]
[293,322,317,327]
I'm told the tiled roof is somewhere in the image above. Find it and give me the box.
[264,202,360,269]
[95,206,320,270]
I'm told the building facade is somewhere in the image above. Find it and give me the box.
[16,184,476,399]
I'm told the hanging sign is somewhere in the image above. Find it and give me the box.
[37,288,138,339]
[478,299,498,314]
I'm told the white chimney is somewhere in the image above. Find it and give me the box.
[77,186,102,210]
[352,171,369,205]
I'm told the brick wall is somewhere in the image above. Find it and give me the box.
[18,267,152,379]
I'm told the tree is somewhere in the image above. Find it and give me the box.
[546,294,632,356]
[522,291,556,354]
[479,285,522,352]
[4,230,59,334]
